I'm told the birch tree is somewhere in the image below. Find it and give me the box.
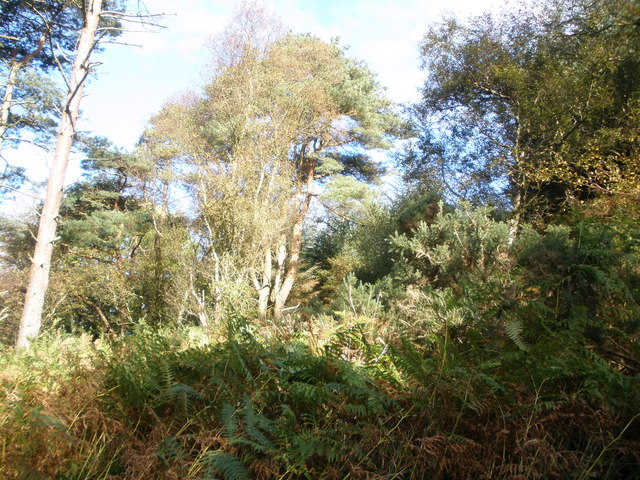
[146,6,399,321]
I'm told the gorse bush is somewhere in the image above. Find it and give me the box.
[391,201,512,289]
[389,203,639,349]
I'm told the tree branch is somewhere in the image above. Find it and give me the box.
[0,184,41,200]
[314,195,364,225]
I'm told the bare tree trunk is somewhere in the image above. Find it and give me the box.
[0,62,19,152]
[273,169,314,321]
[0,34,46,152]
[255,247,272,321]
[188,272,209,327]
[508,125,526,246]
[16,0,104,349]
[508,189,523,245]
[272,237,286,301]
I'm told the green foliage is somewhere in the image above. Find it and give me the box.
[144,20,401,319]
[306,188,447,302]
[391,201,638,354]
[335,273,384,319]
[406,0,640,216]
[0,310,638,479]
[0,1,124,155]
[196,451,248,480]
[93,319,404,477]
[504,319,528,351]
[391,201,510,289]
[29,136,196,334]
[1,2,639,479]
[2,67,62,148]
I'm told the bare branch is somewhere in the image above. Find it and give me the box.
[0,184,42,200]
[314,195,364,225]
[1,137,51,150]
[98,40,142,48]
[100,11,168,19]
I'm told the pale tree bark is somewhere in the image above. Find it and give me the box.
[272,238,286,302]
[16,0,104,349]
[0,33,47,152]
[0,62,19,152]
[273,164,315,321]
[508,122,526,246]
[251,246,272,321]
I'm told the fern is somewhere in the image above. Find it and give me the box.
[288,382,327,411]
[288,429,345,466]
[277,403,297,431]
[391,341,431,387]
[221,403,238,438]
[221,396,276,455]
[196,450,248,480]
[156,436,187,469]
[240,395,275,452]
[505,320,529,351]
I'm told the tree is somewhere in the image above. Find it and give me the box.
[405,0,640,224]
[16,0,121,348]
[145,5,399,321]
[0,0,85,198]
[0,0,84,150]
[49,139,151,335]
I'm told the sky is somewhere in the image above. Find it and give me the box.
[3,0,501,209]
[85,0,499,148]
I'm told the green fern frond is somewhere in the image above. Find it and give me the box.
[221,403,237,438]
[505,319,529,351]
[247,423,275,449]
[278,403,297,431]
[197,450,248,480]
[391,342,430,385]
[156,436,187,467]
[222,396,276,454]
[289,429,342,465]
[160,359,176,389]
[288,382,327,409]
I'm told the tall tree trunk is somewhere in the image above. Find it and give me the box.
[16,0,104,349]
[254,247,272,321]
[273,167,314,321]
[508,123,526,246]
[508,188,524,245]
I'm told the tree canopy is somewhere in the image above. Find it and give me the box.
[404,0,640,219]
[144,9,400,319]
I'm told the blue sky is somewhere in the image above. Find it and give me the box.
[3,0,499,208]
[84,0,500,148]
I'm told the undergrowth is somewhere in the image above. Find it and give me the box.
[1,315,638,479]
[2,210,639,478]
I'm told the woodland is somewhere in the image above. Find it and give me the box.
[0,0,639,478]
